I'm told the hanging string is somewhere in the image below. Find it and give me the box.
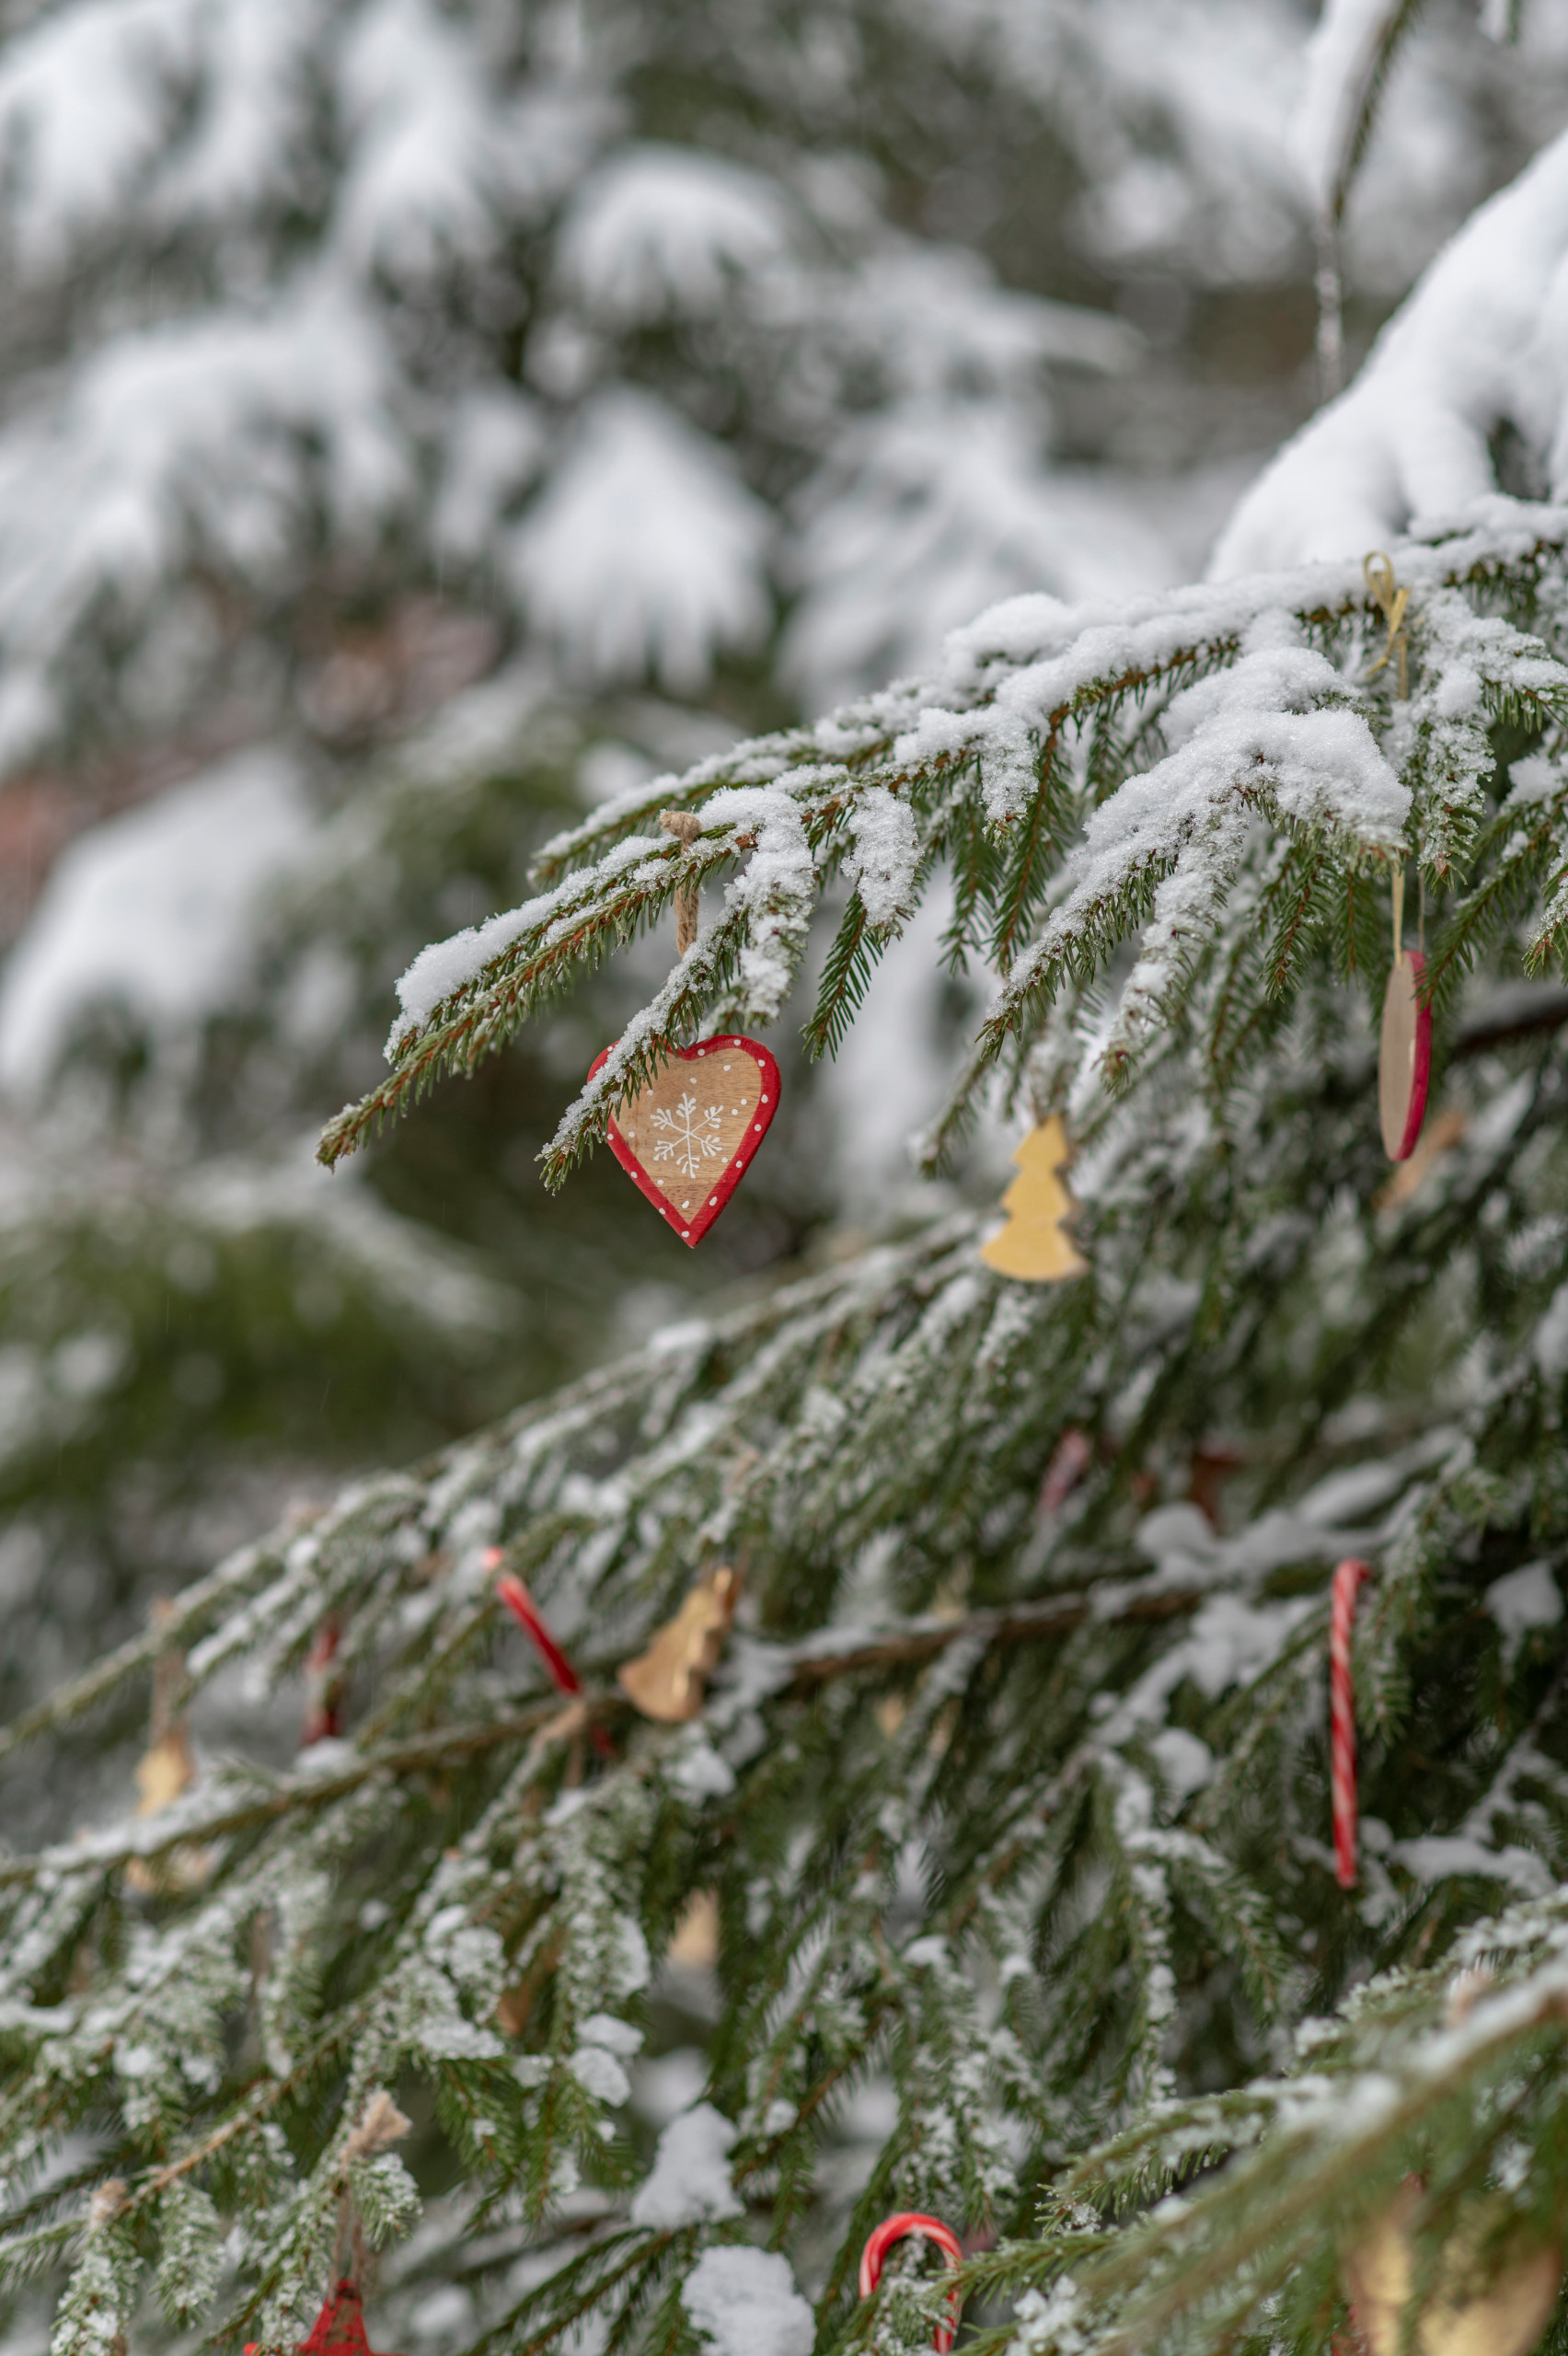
[1391,866,1404,967]
[335,2092,410,2290]
[1364,552,1411,699]
[660,810,702,955]
[1331,1557,1375,1889]
[247,2096,410,2356]
[859,2214,965,2354]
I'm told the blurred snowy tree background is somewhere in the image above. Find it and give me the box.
[1,0,1566,1754]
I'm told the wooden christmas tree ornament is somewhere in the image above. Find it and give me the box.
[1365,550,1412,700]
[245,2096,412,2356]
[589,1037,779,1245]
[617,1565,740,1722]
[247,2282,400,2356]
[979,1115,1087,1281]
[1379,872,1431,1162]
[1343,2180,1561,2356]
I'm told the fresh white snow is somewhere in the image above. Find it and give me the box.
[681,2246,814,2356]
[628,2103,743,2228]
[1214,125,1568,572]
[0,747,311,1093]
[509,390,773,694]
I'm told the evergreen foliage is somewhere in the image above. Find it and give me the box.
[18,10,1568,2356]
[0,0,1559,1756]
[16,503,1568,2355]
[0,0,1199,1745]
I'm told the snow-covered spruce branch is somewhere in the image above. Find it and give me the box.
[954,1901,1568,2353]
[19,987,1568,2352]
[0,1582,1238,1898]
[317,509,1568,1182]
[24,1002,1545,1834]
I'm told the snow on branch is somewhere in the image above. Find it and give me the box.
[971,1896,1568,2352]
[318,507,1568,1181]
[1215,125,1568,574]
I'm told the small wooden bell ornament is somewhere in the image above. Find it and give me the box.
[134,1726,196,1814]
[1343,2179,1561,2356]
[979,1116,1087,1282]
[617,1567,740,1722]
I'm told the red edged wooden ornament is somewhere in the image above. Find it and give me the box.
[589,1035,780,1246]
[247,2282,399,2356]
[1378,948,1431,1161]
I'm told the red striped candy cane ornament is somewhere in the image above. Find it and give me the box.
[1331,1557,1374,1889]
[859,2214,964,2353]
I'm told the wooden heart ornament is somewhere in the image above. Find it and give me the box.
[1379,948,1432,1161]
[589,1035,780,1245]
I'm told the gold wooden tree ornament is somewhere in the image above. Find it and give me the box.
[1343,2180,1561,2356]
[979,1116,1087,1282]
[617,1566,740,1722]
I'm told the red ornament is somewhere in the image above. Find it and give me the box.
[859,2213,964,2353]
[1378,949,1431,1161]
[247,2282,399,2356]
[490,1559,582,1696]
[1331,1557,1374,1890]
[490,1554,614,1758]
[302,1618,343,1747]
[587,1036,780,1246]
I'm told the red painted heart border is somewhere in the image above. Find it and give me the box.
[587,1034,781,1247]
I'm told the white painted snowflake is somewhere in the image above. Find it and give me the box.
[651,1092,726,1179]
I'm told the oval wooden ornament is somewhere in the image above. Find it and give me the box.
[1343,2181,1562,2356]
[1379,948,1432,1161]
[589,1035,780,1246]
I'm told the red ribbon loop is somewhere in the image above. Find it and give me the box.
[859,2213,964,2352]
[490,1552,616,1758]
[490,1554,582,1696]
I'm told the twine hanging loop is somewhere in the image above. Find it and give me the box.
[334,2090,411,2289]
[660,809,702,956]
[1364,552,1411,699]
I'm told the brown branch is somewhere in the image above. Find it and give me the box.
[0,1703,583,1888]
[0,1537,285,1770]
[2,1579,1220,1890]
[1448,984,1568,1060]
[786,1585,1207,1689]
